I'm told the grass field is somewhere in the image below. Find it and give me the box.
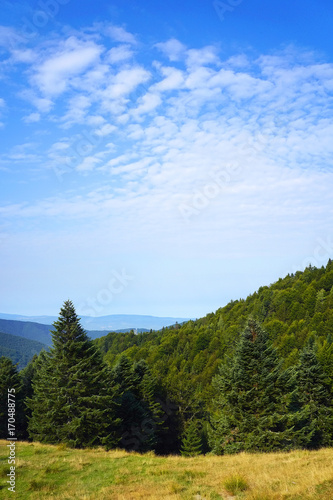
[1,441,333,499]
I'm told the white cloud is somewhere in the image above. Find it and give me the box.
[101,66,150,100]
[61,95,92,127]
[10,48,35,63]
[95,124,116,137]
[76,156,101,172]
[132,92,161,116]
[1,32,333,318]
[107,45,134,63]
[23,112,40,123]
[152,66,184,92]
[107,26,137,45]
[32,37,103,96]
[186,46,219,68]
[155,38,186,61]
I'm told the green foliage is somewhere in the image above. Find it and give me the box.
[0,331,47,370]
[91,261,333,454]
[0,319,52,345]
[27,300,119,448]
[0,356,27,439]
[180,420,203,456]
[111,355,168,453]
[9,260,333,455]
[290,346,333,449]
[209,319,295,454]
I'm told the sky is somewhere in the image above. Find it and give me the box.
[1,0,333,319]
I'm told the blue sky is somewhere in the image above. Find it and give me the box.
[1,0,333,318]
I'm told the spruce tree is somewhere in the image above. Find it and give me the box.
[180,420,203,456]
[112,355,158,452]
[209,319,294,454]
[27,300,119,448]
[134,360,165,450]
[291,346,333,449]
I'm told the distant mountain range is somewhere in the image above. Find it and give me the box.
[0,312,191,361]
[0,313,191,369]
[0,313,191,332]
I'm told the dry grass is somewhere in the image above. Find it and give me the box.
[0,440,333,499]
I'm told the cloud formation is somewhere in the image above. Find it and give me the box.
[1,22,333,316]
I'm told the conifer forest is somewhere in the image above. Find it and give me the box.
[1,261,333,456]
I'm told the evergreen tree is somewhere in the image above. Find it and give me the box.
[134,360,166,451]
[180,419,202,456]
[290,346,333,449]
[209,319,294,454]
[27,300,119,448]
[112,355,159,452]
[19,354,39,440]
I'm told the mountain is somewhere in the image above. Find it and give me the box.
[0,313,191,331]
[95,260,333,405]
[0,331,48,370]
[0,319,53,346]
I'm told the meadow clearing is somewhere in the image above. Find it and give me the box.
[1,441,333,499]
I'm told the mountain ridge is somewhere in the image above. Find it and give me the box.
[0,313,192,331]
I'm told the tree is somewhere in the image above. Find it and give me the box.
[180,419,203,456]
[290,346,333,449]
[19,354,39,439]
[27,300,119,448]
[209,319,294,454]
[112,356,164,452]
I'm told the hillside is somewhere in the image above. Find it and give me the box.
[0,319,53,346]
[0,441,332,499]
[0,331,47,370]
[0,317,186,368]
[95,261,333,419]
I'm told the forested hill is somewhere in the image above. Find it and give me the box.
[0,331,47,370]
[95,260,333,402]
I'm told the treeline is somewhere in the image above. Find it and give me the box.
[1,261,333,455]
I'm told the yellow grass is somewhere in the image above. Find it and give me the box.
[0,440,333,499]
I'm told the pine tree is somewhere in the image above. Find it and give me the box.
[209,319,294,454]
[290,346,333,449]
[27,300,119,448]
[180,420,202,456]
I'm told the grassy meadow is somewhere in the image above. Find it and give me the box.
[1,441,333,499]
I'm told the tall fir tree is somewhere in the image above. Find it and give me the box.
[290,346,333,449]
[27,300,119,448]
[209,319,294,454]
[180,419,203,456]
